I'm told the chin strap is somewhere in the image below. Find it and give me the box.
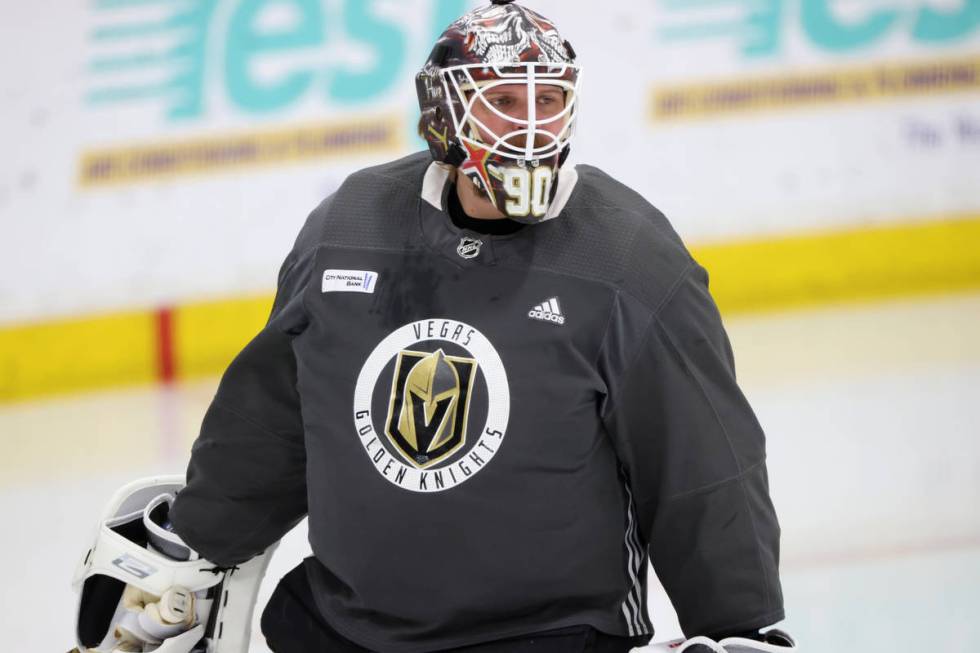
[445,142,466,167]
[558,144,571,168]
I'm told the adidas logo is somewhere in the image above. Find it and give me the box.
[528,298,566,325]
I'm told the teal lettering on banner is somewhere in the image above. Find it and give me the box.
[87,0,219,121]
[743,0,783,57]
[656,0,980,58]
[225,0,325,113]
[913,0,980,42]
[169,0,220,119]
[86,0,463,123]
[656,0,784,58]
[800,0,900,51]
[329,0,406,103]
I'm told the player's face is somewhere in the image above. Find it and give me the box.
[469,82,567,149]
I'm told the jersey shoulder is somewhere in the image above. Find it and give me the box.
[296,152,432,254]
[345,150,433,191]
[535,163,695,312]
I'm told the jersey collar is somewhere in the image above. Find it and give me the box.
[420,161,579,223]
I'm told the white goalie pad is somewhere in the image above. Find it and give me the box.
[637,629,797,652]
[71,476,277,653]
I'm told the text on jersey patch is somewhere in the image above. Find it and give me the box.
[322,269,378,294]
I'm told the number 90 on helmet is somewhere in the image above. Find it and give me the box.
[416,1,582,223]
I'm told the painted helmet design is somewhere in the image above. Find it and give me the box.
[416,0,581,222]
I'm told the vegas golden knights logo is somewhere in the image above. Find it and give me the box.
[355,319,510,492]
[385,349,478,469]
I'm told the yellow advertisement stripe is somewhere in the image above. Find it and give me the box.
[78,116,404,188]
[653,56,980,121]
[693,215,980,314]
[1,215,979,403]
[173,295,273,380]
[0,310,157,403]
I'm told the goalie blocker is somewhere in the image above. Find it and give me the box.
[69,476,276,653]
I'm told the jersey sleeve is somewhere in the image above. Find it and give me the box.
[601,263,784,637]
[169,203,326,567]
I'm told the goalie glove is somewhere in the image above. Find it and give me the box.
[71,476,278,653]
[640,628,796,652]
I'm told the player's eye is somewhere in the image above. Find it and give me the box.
[537,95,565,115]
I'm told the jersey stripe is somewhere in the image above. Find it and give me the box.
[620,480,651,637]
[628,511,653,634]
[621,486,642,635]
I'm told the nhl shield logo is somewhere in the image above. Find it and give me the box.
[457,237,483,260]
[385,349,478,469]
[353,319,510,493]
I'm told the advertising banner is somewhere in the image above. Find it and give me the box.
[1,0,978,325]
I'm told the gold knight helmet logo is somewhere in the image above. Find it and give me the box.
[385,349,478,469]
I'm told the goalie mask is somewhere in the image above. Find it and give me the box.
[416,0,581,223]
[70,476,277,653]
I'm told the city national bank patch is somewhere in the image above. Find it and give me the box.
[322,269,378,294]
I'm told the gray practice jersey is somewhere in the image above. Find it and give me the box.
[170,152,784,651]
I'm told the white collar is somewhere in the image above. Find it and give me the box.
[420,160,579,223]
